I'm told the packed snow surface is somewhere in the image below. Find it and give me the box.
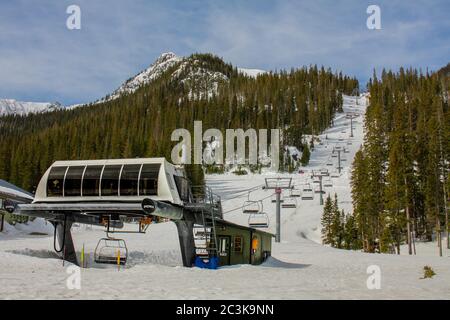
[1,95,449,299]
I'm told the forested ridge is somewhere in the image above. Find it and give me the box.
[0,53,357,191]
[347,67,450,254]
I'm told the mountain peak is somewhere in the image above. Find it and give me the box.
[100,52,182,102]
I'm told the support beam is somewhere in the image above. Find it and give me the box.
[174,219,196,267]
[54,221,78,266]
[276,190,281,242]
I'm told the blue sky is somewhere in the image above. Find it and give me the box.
[0,0,449,105]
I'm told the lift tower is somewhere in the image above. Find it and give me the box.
[264,178,292,243]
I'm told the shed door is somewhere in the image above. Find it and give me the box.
[218,236,231,266]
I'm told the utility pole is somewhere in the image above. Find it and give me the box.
[337,149,342,174]
[264,178,293,243]
[275,187,281,243]
[312,170,325,205]
[346,113,359,138]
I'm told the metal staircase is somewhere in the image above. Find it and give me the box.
[189,185,222,262]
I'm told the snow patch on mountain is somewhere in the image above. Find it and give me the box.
[98,52,232,103]
[0,99,62,116]
[238,68,266,78]
[98,52,182,103]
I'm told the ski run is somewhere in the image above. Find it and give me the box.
[0,95,449,299]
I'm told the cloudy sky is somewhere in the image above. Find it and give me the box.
[0,0,449,105]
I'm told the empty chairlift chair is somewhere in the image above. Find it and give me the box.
[94,238,128,266]
[290,188,302,198]
[242,200,261,214]
[330,170,340,178]
[323,177,333,188]
[301,185,314,200]
[248,212,269,228]
[282,197,297,208]
[314,184,325,194]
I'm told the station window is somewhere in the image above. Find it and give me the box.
[47,166,67,197]
[120,164,141,196]
[234,236,243,253]
[82,165,103,196]
[139,164,160,196]
[64,166,85,197]
[101,165,122,196]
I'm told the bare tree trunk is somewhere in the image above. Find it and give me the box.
[404,176,412,255]
[437,216,442,257]
[0,213,4,232]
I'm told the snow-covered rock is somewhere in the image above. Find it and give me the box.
[0,99,63,116]
[99,52,182,103]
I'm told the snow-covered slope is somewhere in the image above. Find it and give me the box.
[0,99,62,116]
[1,94,449,299]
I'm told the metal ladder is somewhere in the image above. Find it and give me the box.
[191,185,221,262]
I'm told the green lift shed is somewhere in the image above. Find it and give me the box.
[214,219,274,266]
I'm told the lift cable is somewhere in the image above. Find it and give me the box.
[222,192,274,214]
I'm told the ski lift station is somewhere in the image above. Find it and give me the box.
[0,158,273,269]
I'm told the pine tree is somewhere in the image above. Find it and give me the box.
[300,143,310,166]
[321,194,334,245]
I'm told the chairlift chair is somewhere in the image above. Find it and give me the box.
[248,212,269,228]
[290,188,302,197]
[323,178,333,188]
[314,184,325,194]
[242,200,261,214]
[94,238,128,265]
[282,197,297,208]
[301,185,314,200]
[330,171,340,178]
